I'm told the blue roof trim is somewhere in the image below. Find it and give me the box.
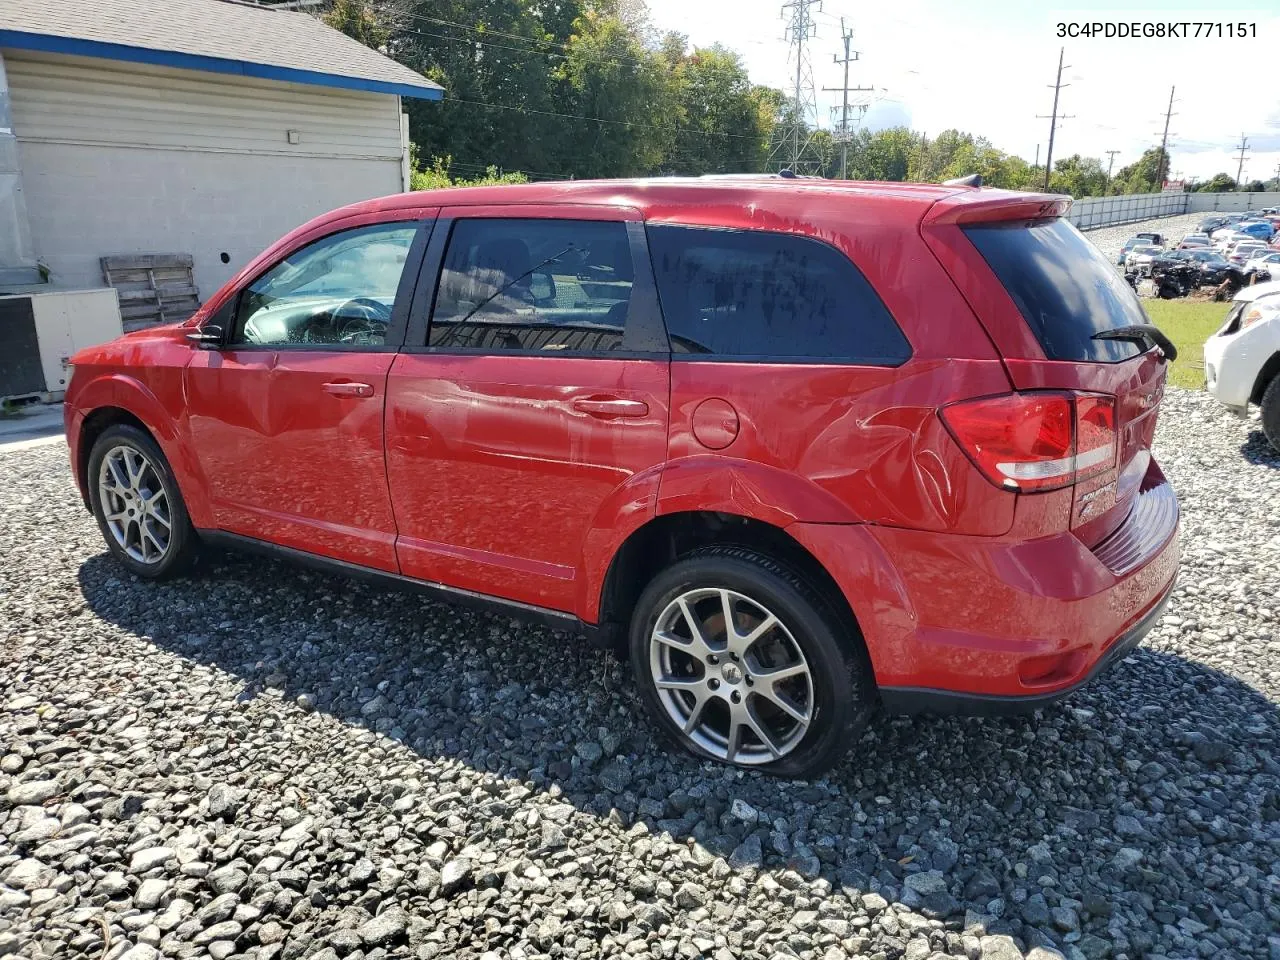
[0,29,444,100]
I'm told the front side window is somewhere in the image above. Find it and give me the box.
[231,222,419,348]
[645,225,911,363]
[429,219,633,353]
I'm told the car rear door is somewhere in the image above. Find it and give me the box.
[384,204,670,615]
[184,210,436,571]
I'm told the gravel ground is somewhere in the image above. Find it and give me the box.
[1082,214,1208,262]
[2,388,1279,960]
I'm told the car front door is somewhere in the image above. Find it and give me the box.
[184,211,436,572]
[385,205,670,615]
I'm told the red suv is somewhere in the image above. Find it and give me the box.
[65,178,1179,777]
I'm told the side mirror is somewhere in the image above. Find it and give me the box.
[529,271,556,303]
[186,324,224,347]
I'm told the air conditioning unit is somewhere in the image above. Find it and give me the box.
[0,288,123,402]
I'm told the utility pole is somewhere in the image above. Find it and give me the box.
[1155,86,1176,189]
[1234,134,1250,189]
[1034,144,1040,170]
[1105,149,1120,189]
[822,19,874,179]
[1036,48,1074,191]
[769,0,823,174]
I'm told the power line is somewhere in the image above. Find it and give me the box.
[391,12,651,70]
[1035,47,1073,191]
[440,96,768,142]
[1234,133,1250,189]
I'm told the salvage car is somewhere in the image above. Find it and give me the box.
[1182,249,1238,286]
[1177,234,1211,249]
[1125,244,1164,274]
[1204,280,1280,449]
[64,177,1181,775]
[1118,236,1156,266]
[1235,220,1276,241]
[1243,250,1280,279]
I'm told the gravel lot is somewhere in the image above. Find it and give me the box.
[1081,214,1208,263]
[3,388,1279,960]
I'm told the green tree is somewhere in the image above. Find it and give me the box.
[657,41,771,175]
[554,9,674,177]
[1196,173,1237,192]
[1113,147,1169,194]
[324,0,389,49]
[1049,154,1108,198]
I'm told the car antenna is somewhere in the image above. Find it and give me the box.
[943,174,983,187]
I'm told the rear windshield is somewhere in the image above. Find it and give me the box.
[963,218,1146,362]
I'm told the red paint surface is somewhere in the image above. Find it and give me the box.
[65,178,1179,700]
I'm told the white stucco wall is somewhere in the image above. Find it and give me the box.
[3,49,410,297]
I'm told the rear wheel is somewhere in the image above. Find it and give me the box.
[87,424,198,579]
[629,546,874,778]
[1261,374,1280,452]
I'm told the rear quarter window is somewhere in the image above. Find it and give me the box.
[646,225,911,363]
[964,218,1147,362]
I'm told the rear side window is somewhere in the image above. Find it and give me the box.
[963,219,1147,362]
[646,225,910,363]
[430,218,632,353]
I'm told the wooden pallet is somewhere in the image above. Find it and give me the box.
[100,254,201,331]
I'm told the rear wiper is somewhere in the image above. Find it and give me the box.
[1092,324,1178,361]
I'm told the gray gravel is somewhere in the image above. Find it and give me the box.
[2,388,1279,960]
[1083,213,1207,263]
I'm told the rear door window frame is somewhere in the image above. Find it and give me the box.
[404,208,669,358]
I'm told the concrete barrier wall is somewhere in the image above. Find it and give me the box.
[1187,192,1280,213]
[1067,193,1188,230]
[1068,191,1280,231]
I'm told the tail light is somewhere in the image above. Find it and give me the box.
[940,392,1117,492]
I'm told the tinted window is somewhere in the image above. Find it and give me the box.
[646,225,910,363]
[232,222,418,347]
[964,218,1148,362]
[429,219,632,353]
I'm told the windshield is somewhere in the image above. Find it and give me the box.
[964,218,1147,362]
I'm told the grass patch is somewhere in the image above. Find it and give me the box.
[1142,298,1231,390]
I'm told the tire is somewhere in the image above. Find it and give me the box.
[628,545,874,778]
[87,424,198,579]
[1261,374,1280,453]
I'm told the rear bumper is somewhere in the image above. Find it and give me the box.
[878,574,1174,715]
[788,467,1180,711]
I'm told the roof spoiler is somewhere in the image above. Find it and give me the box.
[943,174,983,187]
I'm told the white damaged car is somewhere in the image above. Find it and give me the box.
[1204,279,1280,449]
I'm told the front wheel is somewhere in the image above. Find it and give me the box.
[1261,374,1280,452]
[629,546,874,778]
[87,424,198,579]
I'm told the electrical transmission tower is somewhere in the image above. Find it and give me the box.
[1036,48,1073,191]
[822,19,874,179]
[1234,134,1250,189]
[768,0,823,174]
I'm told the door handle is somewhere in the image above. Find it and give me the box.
[322,381,374,398]
[572,396,649,418]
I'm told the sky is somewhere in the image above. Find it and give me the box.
[641,0,1280,184]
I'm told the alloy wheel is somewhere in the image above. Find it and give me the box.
[97,444,172,565]
[649,587,814,765]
